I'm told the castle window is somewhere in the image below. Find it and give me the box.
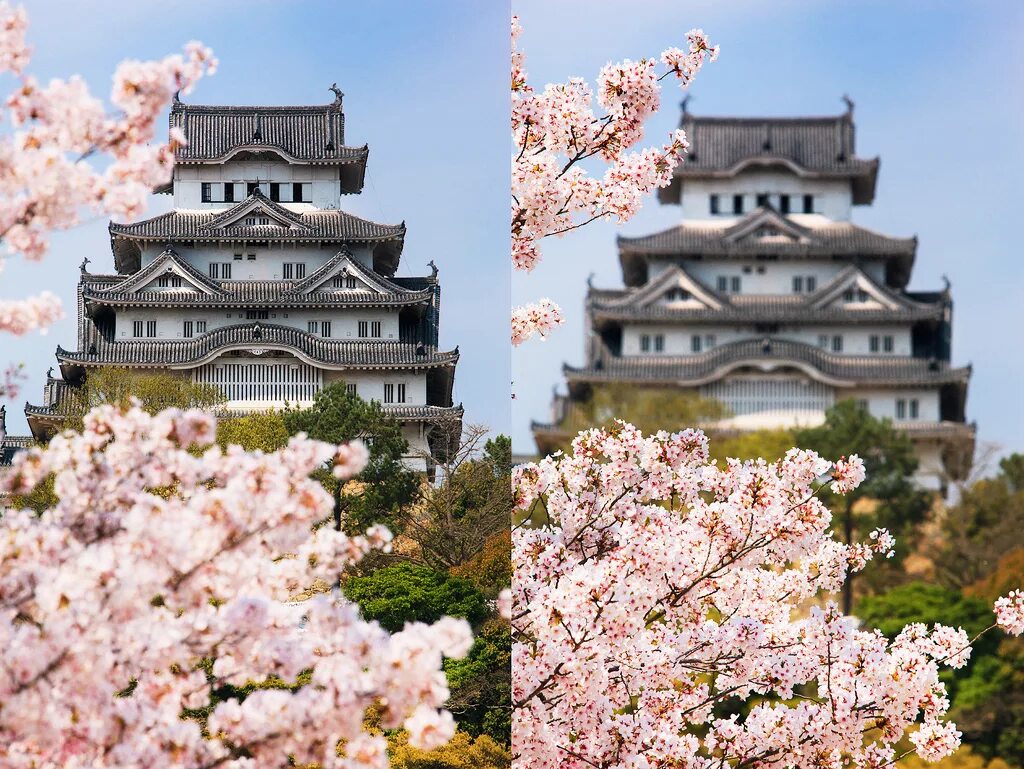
[183,320,193,338]
[717,276,728,292]
[358,320,369,337]
[295,263,306,279]
[283,263,293,279]
[196,321,206,333]
[831,335,843,352]
[284,262,306,279]
[691,335,702,353]
[246,182,260,196]
[201,182,212,203]
[896,399,907,419]
[640,334,651,352]
[146,320,157,338]
[397,383,407,403]
[233,253,243,261]
[803,194,814,214]
[665,288,690,302]
[705,334,716,348]
[653,334,664,352]
[818,334,828,348]
[870,334,880,352]
[732,194,743,215]
[293,182,312,203]
[209,263,230,279]
[247,253,256,261]
[779,194,791,214]
[246,310,269,320]
[709,194,720,215]
[756,193,769,208]
[347,275,356,289]
[133,320,143,337]
[806,276,816,291]
[307,320,318,334]
[731,276,741,293]
[157,275,170,287]
[910,398,919,419]
[322,320,332,338]
[792,276,803,294]
[269,182,281,202]
[883,335,894,353]
[371,321,381,337]
[383,383,395,403]
[224,183,235,203]
[346,383,357,396]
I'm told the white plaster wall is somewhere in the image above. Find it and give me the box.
[679,170,853,222]
[621,322,912,357]
[139,244,374,276]
[322,369,428,405]
[114,307,400,340]
[844,387,942,423]
[173,163,340,211]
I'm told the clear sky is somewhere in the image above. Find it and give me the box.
[0,1,509,437]
[511,0,1024,465]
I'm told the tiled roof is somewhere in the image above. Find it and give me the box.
[662,108,879,204]
[56,323,459,371]
[110,194,405,244]
[0,436,33,467]
[169,90,367,165]
[566,337,971,388]
[84,248,432,309]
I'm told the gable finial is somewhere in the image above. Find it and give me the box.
[329,83,344,107]
[587,272,595,289]
[47,366,54,379]
[680,94,692,115]
[428,259,438,278]
[79,257,90,273]
[173,90,182,106]
[842,93,854,117]
[942,273,951,293]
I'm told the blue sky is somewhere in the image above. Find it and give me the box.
[512,0,1024,465]
[0,1,509,437]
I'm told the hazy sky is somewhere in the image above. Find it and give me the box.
[511,0,1024,463]
[0,1,509,437]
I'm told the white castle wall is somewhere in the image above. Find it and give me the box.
[679,170,854,222]
[173,162,342,211]
[139,243,375,277]
[648,257,888,294]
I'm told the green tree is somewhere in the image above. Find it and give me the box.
[386,730,511,769]
[443,618,511,745]
[57,367,225,432]
[711,427,796,463]
[216,411,290,453]
[282,383,419,534]
[342,562,489,633]
[795,400,931,612]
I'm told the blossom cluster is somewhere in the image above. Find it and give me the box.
[0,2,215,332]
[0,289,63,335]
[512,423,1023,768]
[510,16,717,343]
[0,404,471,767]
[511,297,564,345]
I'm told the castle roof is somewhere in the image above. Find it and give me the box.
[83,248,433,310]
[565,337,970,390]
[169,87,364,165]
[617,206,916,287]
[589,264,946,326]
[109,191,405,274]
[660,107,879,205]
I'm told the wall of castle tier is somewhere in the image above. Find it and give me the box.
[139,243,375,279]
[647,258,888,295]
[113,307,401,341]
[173,162,344,211]
[619,322,913,357]
[678,170,854,222]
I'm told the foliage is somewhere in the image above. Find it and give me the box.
[387,730,511,769]
[402,428,512,574]
[795,399,932,610]
[216,410,290,453]
[283,383,419,534]
[443,618,511,745]
[343,563,490,633]
[931,455,1024,590]
[57,367,225,432]
[710,427,797,464]
[966,548,1024,604]
[450,530,511,599]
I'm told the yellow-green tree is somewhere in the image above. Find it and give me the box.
[387,730,511,769]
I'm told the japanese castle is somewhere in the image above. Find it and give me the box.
[533,100,974,493]
[3,87,462,474]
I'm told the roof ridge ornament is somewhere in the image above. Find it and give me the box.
[329,83,344,108]
[842,93,855,118]
[79,257,90,273]
[252,112,263,142]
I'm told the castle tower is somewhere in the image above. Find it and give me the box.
[534,101,973,492]
[17,87,462,473]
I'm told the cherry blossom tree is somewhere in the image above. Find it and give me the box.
[1,404,472,767]
[510,16,718,344]
[0,1,216,344]
[511,423,1024,768]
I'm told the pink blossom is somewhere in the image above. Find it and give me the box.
[0,290,63,335]
[831,454,866,494]
[512,298,564,346]
[995,590,1024,636]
